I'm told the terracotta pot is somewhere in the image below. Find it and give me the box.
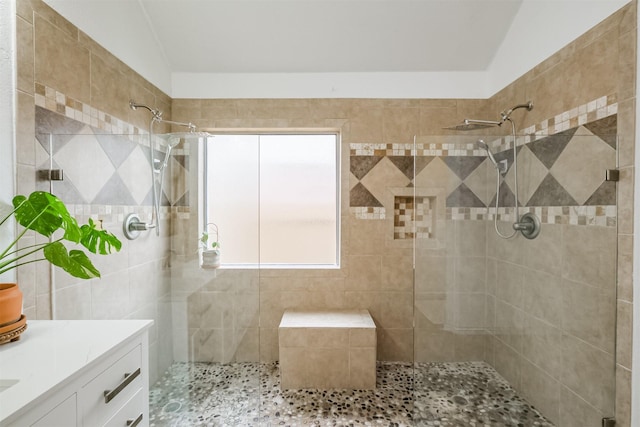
[0,283,23,327]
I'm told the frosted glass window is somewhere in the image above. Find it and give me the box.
[205,133,339,267]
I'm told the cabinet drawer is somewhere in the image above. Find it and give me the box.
[103,387,144,427]
[31,393,77,427]
[82,344,142,426]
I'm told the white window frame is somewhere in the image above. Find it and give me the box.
[201,130,341,269]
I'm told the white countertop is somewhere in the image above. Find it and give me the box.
[0,319,153,423]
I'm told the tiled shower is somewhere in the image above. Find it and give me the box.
[14,0,636,426]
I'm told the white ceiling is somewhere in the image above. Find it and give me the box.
[142,0,522,73]
[43,0,630,98]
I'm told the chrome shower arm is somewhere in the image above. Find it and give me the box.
[500,101,534,122]
[129,100,162,121]
[160,118,197,131]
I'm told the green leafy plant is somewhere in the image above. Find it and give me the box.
[199,232,220,251]
[199,223,220,252]
[0,191,122,279]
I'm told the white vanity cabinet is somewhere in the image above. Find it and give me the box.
[0,320,153,427]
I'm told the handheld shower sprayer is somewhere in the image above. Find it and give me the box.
[445,101,539,240]
[127,99,210,239]
[476,140,498,167]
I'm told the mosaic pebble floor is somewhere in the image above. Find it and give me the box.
[149,361,554,427]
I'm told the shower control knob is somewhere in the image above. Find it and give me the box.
[130,221,156,231]
[513,212,541,239]
[123,213,156,240]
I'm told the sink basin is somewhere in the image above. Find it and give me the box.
[0,379,19,394]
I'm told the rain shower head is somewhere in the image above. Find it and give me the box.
[444,118,502,131]
[129,98,209,238]
[159,131,212,148]
[445,101,534,131]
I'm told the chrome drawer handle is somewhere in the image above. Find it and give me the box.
[126,413,143,427]
[103,368,141,403]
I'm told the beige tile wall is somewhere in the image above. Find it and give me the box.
[487,4,636,426]
[171,97,490,364]
[486,222,617,426]
[16,0,175,384]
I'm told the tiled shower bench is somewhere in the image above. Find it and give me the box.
[278,310,377,390]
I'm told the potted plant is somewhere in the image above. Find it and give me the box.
[0,191,122,343]
[199,223,220,269]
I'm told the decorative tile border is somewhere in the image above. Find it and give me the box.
[34,82,190,218]
[351,95,619,229]
[356,204,616,227]
[34,82,150,146]
[447,207,490,221]
[65,204,171,226]
[491,94,618,152]
[525,95,617,137]
[350,142,483,157]
[36,82,617,229]
[448,205,616,227]
[350,95,618,157]
[34,83,191,157]
[351,207,386,220]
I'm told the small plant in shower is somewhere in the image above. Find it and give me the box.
[0,191,122,279]
[199,223,221,269]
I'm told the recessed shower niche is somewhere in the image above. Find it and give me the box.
[394,195,435,240]
[388,187,444,249]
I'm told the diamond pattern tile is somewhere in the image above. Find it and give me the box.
[37,98,618,217]
[388,156,436,181]
[527,127,577,169]
[504,146,548,206]
[35,106,85,154]
[50,176,86,205]
[34,106,186,208]
[584,181,616,206]
[54,130,115,203]
[414,156,436,177]
[527,174,578,207]
[35,138,51,171]
[464,159,492,207]
[117,145,154,205]
[173,155,189,171]
[349,172,359,191]
[584,115,617,149]
[169,156,188,206]
[360,157,411,208]
[447,183,485,208]
[93,174,137,205]
[442,156,485,181]
[489,181,517,208]
[351,156,384,180]
[550,127,616,205]
[95,132,138,169]
[414,157,462,197]
[351,183,383,207]
[493,147,516,174]
[387,156,415,180]
[141,187,155,207]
